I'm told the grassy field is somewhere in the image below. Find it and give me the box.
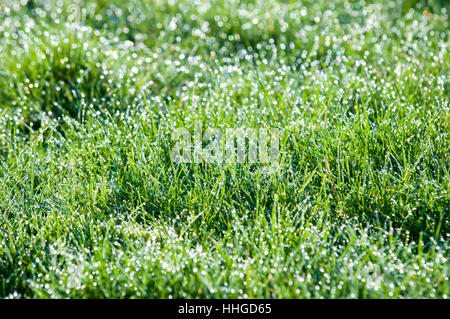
[0,0,449,298]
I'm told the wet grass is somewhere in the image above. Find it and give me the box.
[0,0,449,298]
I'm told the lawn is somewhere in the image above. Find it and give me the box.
[0,0,448,298]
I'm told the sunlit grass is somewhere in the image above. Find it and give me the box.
[0,0,448,298]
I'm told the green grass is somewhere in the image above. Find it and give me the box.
[0,0,449,298]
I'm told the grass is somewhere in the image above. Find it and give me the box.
[0,0,449,298]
